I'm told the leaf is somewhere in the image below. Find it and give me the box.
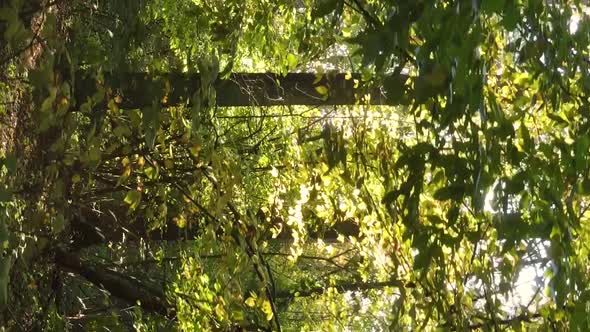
[519,124,533,151]
[382,190,400,205]
[480,0,506,14]
[547,113,569,126]
[261,299,274,321]
[144,128,157,150]
[3,155,16,174]
[413,246,433,271]
[245,296,256,307]
[0,188,11,202]
[142,105,160,149]
[190,143,201,156]
[286,53,298,69]
[384,74,409,104]
[124,190,142,210]
[502,2,519,31]
[175,214,186,228]
[433,184,465,201]
[312,0,339,18]
[145,166,159,180]
[315,85,329,96]
[575,134,590,172]
[53,213,65,234]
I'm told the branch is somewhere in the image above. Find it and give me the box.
[343,0,381,28]
[55,248,173,317]
[276,278,403,299]
[467,313,543,330]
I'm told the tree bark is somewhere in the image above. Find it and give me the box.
[55,248,173,317]
[71,209,361,250]
[74,72,393,108]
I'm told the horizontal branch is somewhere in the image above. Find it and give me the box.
[276,278,403,299]
[467,313,543,330]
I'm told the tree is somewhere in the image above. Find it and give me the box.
[1,0,590,330]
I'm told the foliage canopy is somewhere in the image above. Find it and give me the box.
[1,0,590,330]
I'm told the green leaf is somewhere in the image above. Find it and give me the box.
[384,74,409,104]
[413,246,433,271]
[145,166,159,180]
[547,113,569,126]
[0,188,11,202]
[575,134,589,172]
[142,105,160,149]
[312,0,339,18]
[382,190,400,205]
[124,190,142,210]
[519,125,533,151]
[53,213,65,234]
[286,53,298,69]
[433,184,465,201]
[481,0,506,14]
[502,2,519,30]
[3,155,16,174]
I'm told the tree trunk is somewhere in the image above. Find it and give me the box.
[71,209,361,249]
[74,72,393,108]
[55,248,173,317]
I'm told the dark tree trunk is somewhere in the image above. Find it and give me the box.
[74,72,393,108]
[55,248,173,317]
[71,210,361,250]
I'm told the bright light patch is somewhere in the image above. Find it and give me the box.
[570,13,580,34]
[483,184,497,213]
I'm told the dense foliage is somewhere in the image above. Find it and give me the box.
[1,0,590,330]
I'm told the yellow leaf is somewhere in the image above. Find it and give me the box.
[245,297,256,307]
[71,174,81,183]
[345,72,352,80]
[261,299,273,321]
[175,214,186,228]
[315,85,329,95]
[215,303,226,319]
[122,165,131,177]
[107,98,119,112]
